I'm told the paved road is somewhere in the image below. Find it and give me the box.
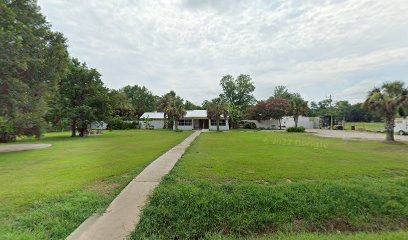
[68,130,202,240]
[0,144,51,153]
[308,129,408,141]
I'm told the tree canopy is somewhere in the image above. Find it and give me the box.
[122,85,156,118]
[364,81,408,141]
[220,74,256,110]
[206,97,229,131]
[58,59,110,137]
[0,0,69,142]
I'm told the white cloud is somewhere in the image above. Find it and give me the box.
[38,0,408,104]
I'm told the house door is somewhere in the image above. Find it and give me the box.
[199,119,209,129]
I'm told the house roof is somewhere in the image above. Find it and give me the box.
[185,110,207,118]
[140,112,165,119]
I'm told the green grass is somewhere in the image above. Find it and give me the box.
[0,130,190,239]
[133,131,408,239]
[210,231,408,239]
[344,122,384,132]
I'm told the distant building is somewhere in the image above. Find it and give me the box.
[244,116,319,129]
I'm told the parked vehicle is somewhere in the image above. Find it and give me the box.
[395,118,408,135]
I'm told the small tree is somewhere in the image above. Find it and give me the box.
[364,81,408,142]
[207,97,229,131]
[288,93,309,127]
[166,97,186,131]
[266,98,289,130]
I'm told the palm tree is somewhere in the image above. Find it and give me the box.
[157,91,176,129]
[207,97,229,131]
[364,81,408,142]
[288,93,309,127]
[165,96,186,131]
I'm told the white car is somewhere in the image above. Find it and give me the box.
[395,118,408,135]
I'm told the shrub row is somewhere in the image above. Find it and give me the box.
[287,126,305,132]
[107,117,139,130]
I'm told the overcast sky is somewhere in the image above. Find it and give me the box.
[38,0,408,104]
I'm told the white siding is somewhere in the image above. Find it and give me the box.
[209,119,229,131]
[90,121,107,130]
[246,116,318,129]
[141,119,164,129]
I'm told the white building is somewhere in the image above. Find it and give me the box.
[141,110,229,131]
[140,112,165,129]
[245,116,319,129]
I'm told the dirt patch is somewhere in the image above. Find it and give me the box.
[86,181,121,197]
[0,144,51,153]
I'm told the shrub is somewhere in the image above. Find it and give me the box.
[243,122,257,129]
[107,116,138,130]
[287,126,305,132]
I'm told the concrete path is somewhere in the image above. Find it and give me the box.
[68,130,202,240]
[0,144,51,153]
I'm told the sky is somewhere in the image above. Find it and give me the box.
[37,0,408,105]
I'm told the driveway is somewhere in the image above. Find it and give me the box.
[307,129,408,141]
[0,144,51,153]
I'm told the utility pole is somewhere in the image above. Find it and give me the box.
[329,95,333,130]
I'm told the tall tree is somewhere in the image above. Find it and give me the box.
[207,97,229,132]
[165,96,186,131]
[220,74,256,128]
[0,1,69,142]
[288,93,309,127]
[271,86,292,100]
[59,59,110,137]
[364,81,408,142]
[184,100,202,110]
[108,89,135,120]
[122,85,156,118]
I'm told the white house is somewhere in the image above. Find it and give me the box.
[89,121,108,130]
[245,116,319,129]
[140,112,165,129]
[141,110,229,131]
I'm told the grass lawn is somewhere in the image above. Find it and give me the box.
[133,131,408,239]
[344,122,384,132]
[0,130,190,239]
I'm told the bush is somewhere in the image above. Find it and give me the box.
[287,126,305,132]
[243,122,257,129]
[107,116,138,130]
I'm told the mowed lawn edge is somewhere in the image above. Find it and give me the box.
[132,131,408,239]
[0,130,191,240]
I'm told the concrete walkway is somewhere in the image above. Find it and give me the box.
[0,144,51,153]
[68,130,202,240]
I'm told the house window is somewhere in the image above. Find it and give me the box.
[210,119,226,126]
[178,119,192,126]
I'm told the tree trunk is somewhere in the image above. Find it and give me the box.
[71,119,77,137]
[163,113,167,129]
[278,119,282,130]
[216,118,220,132]
[174,118,178,131]
[294,115,298,128]
[385,114,395,142]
